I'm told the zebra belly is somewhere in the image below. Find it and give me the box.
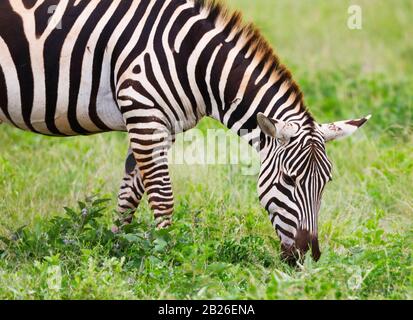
[0,98,126,137]
[0,70,126,136]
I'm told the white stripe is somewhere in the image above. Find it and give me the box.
[174,3,209,53]
[187,22,227,115]
[206,44,223,119]
[14,6,50,133]
[76,1,119,132]
[232,76,279,132]
[273,92,299,120]
[161,3,195,121]
[222,50,261,124]
[97,1,141,131]
[55,1,100,135]
[269,203,299,228]
[118,86,154,107]
[124,63,177,125]
[114,0,157,85]
[274,215,297,239]
[218,44,243,111]
[40,1,70,41]
[260,80,290,118]
[0,38,27,129]
[146,1,188,122]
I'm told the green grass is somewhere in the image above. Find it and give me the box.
[0,0,412,300]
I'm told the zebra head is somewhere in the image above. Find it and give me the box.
[256,113,371,264]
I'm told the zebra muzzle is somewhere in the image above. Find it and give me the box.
[281,229,321,264]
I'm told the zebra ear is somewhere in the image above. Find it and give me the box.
[319,115,372,142]
[257,113,300,140]
[257,113,277,137]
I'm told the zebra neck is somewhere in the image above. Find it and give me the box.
[207,49,312,151]
[188,4,314,150]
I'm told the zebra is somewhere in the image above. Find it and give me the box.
[0,0,370,263]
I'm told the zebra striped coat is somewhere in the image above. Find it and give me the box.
[0,0,370,263]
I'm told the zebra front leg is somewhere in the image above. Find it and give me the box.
[127,120,174,229]
[117,149,145,224]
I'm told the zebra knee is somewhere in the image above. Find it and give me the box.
[117,150,145,215]
[118,179,143,208]
[117,175,141,214]
[117,194,139,214]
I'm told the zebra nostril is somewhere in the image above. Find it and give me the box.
[310,238,321,261]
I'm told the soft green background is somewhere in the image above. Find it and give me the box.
[0,0,412,299]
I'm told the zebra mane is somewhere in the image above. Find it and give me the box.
[194,0,315,125]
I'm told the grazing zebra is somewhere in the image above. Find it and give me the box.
[0,0,370,263]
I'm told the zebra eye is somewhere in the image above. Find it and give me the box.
[282,172,295,185]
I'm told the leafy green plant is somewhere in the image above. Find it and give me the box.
[1,0,412,300]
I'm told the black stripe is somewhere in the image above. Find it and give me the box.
[110,0,150,103]
[0,2,36,132]
[34,0,60,38]
[144,53,178,123]
[276,225,294,240]
[22,0,37,9]
[277,213,298,230]
[226,55,268,129]
[116,0,161,87]
[209,33,242,118]
[270,197,299,219]
[67,0,112,134]
[192,8,223,117]
[153,0,188,119]
[172,13,212,121]
[0,65,15,126]
[89,0,134,131]
[277,94,302,120]
[43,0,89,135]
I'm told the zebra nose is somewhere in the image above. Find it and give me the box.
[295,228,321,262]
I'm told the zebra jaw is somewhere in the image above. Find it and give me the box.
[319,114,372,142]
